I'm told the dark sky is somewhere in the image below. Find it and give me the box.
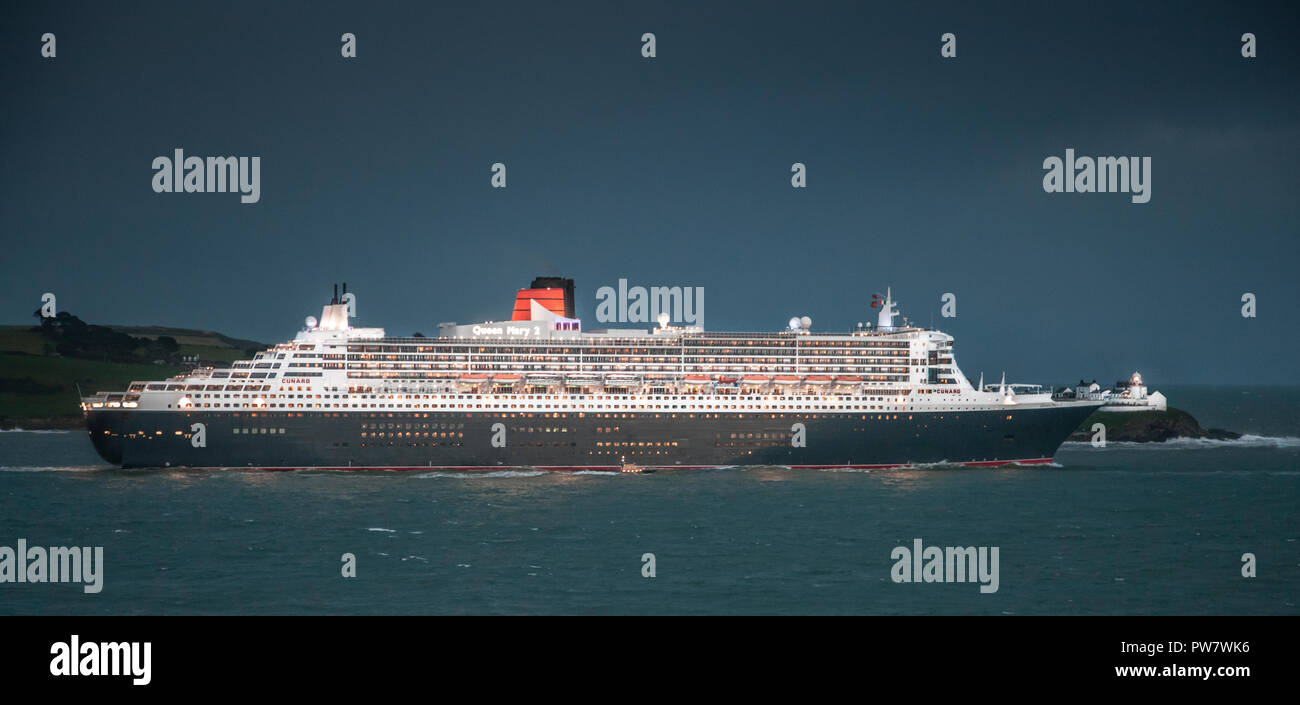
[2,1,1297,385]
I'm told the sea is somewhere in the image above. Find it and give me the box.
[1,385,1296,615]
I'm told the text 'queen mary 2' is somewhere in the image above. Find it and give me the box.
[82,279,1101,471]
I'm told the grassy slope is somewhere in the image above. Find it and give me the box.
[0,325,267,422]
[0,352,191,418]
[104,325,265,352]
[0,328,48,355]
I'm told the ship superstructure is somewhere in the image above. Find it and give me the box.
[81,279,1101,470]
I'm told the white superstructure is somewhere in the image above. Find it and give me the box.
[83,286,1086,418]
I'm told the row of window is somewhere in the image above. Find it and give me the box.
[361,432,464,439]
[358,442,465,447]
[343,340,913,355]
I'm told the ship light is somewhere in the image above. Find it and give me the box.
[123,401,138,408]
[178,396,191,408]
[254,397,265,407]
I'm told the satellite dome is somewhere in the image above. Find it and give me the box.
[788,317,802,330]
[800,316,812,330]
[305,315,318,329]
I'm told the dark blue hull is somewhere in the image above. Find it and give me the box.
[84,403,1098,469]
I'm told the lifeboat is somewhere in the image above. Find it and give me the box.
[564,373,600,385]
[493,373,522,382]
[683,374,713,384]
[526,373,560,381]
[458,373,489,383]
[773,375,802,384]
[804,375,833,385]
[740,374,770,384]
[605,373,640,383]
[834,375,863,384]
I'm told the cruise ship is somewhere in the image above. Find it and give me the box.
[81,278,1102,470]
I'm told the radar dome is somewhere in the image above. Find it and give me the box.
[305,315,318,329]
[800,316,812,330]
[788,317,802,330]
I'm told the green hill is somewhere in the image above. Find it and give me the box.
[0,352,192,424]
[0,323,267,429]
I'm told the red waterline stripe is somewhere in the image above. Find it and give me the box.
[158,458,1054,472]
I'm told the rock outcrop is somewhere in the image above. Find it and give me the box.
[1068,407,1241,443]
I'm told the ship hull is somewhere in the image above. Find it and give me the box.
[84,403,1098,470]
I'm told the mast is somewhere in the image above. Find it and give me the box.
[876,287,898,330]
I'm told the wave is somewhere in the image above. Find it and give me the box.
[818,459,1062,471]
[413,469,548,479]
[367,527,397,533]
[1062,434,1300,450]
[0,428,73,434]
[572,470,619,476]
[0,465,107,472]
[816,461,951,472]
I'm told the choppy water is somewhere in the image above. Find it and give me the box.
[1,386,1296,614]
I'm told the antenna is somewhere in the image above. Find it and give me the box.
[343,282,347,297]
[333,283,339,304]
